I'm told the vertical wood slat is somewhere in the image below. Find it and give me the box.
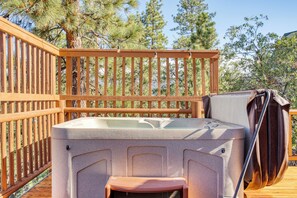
[76,57,81,117]
[27,45,32,94]
[32,47,36,94]
[86,57,90,116]
[210,58,214,93]
[28,102,34,174]
[104,57,108,113]
[66,57,72,120]
[43,115,47,164]
[22,42,26,94]
[0,32,7,93]
[45,53,49,94]
[148,58,152,117]
[94,57,99,111]
[139,57,143,116]
[166,58,170,117]
[213,58,219,93]
[16,102,22,181]
[49,55,52,94]
[184,58,188,118]
[57,57,62,94]
[38,114,43,167]
[157,58,161,116]
[113,57,117,115]
[8,35,14,93]
[1,103,8,190]
[36,49,40,94]
[9,102,15,186]
[41,51,45,94]
[201,58,206,95]
[0,32,7,190]
[52,56,56,95]
[34,103,39,170]
[175,58,179,118]
[122,57,126,116]
[47,114,51,162]
[23,102,28,178]
[131,57,135,114]
[193,58,197,96]
[16,39,21,93]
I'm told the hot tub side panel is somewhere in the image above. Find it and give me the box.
[52,137,244,198]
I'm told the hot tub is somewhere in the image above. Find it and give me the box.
[52,117,245,198]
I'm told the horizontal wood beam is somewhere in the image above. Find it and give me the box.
[59,49,219,59]
[289,109,297,115]
[0,108,61,122]
[60,95,202,102]
[0,93,60,101]
[64,107,192,114]
[0,17,59,55]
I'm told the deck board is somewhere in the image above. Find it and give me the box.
[23,167,297,198]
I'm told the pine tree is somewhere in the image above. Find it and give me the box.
[141,0,168,49]
[0,0,143,49]
[172,0,217,49]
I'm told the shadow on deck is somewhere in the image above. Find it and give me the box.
[22,166,297,198]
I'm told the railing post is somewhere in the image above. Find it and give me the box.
[57,100,66,123]
[191,101,202,118]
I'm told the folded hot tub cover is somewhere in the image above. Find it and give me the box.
[202,89,290,190]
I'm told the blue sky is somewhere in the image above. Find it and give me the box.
[137,0,297,48]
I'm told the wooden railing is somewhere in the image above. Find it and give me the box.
[0,17,62,198]
[58,49,219,119]
[289,110,297,161]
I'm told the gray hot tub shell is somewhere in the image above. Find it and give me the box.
[52,117,245,198]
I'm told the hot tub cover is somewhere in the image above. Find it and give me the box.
[203,89,290,190]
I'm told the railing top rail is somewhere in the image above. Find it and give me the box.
[59,48,220,59]
[0,17,59,55]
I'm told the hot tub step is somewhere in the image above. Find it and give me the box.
[105,177,188,198]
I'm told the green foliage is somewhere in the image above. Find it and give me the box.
[221,15,297,108]
[141,0,168,49]
[0,0,143,49]
[172,0,217,49]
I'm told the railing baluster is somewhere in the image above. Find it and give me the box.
[16,101,22,181]
[104,57,108,116]
[76,57,81,117]
[139,57,143,117]
[113,57,117,116]
[184,58,188,118]
[23,102,28,178]
[1,103,8,191]
[8,35,13,93]
[38,114,43,167]
[166,58,170,117]
[148,57,152,117]
[95,57,99,116]
[201,58,205,95]
[175,58,179,118]
[34,102,39,170]
[28,102,33,174]
[9,102,15,186]
[157,57,161,117]
[131,57,135,116]
[86,57,90,116]
[122,57,126,117]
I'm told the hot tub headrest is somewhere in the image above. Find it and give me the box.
[203,91,251,130]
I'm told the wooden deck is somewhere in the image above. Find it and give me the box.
[22,167,297,198]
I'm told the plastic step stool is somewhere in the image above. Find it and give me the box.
[105,176,188,198]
